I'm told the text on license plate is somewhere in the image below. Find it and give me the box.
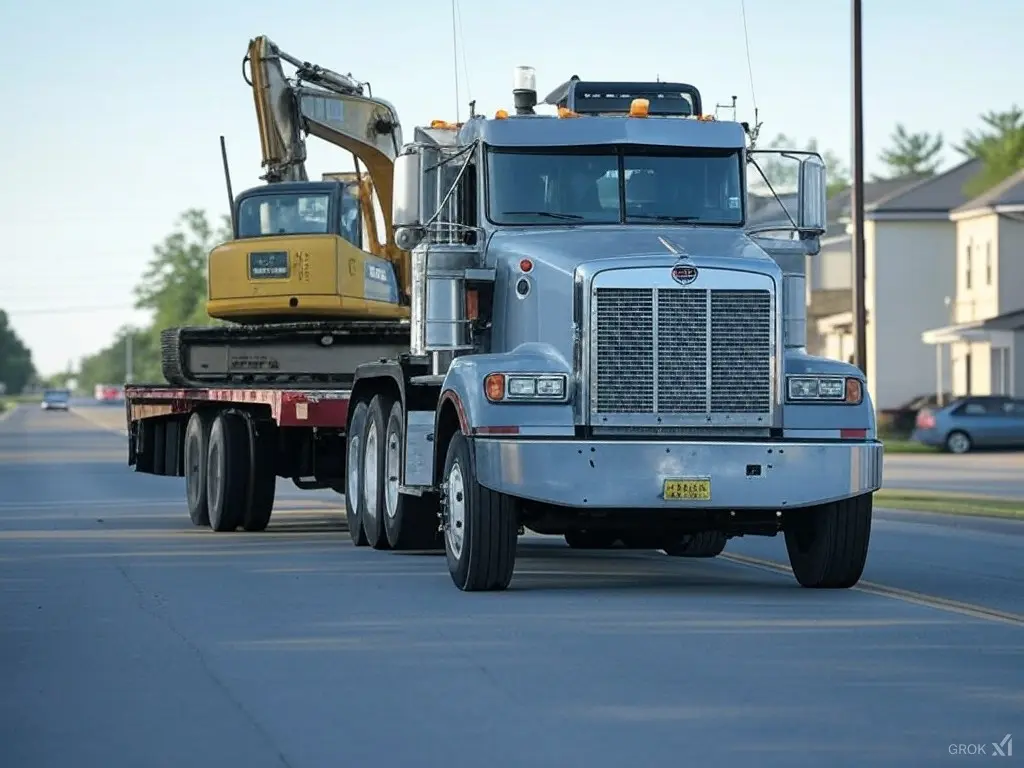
[663,478,711,501]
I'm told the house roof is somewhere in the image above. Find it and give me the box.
[865,158,984,218]
[951,166,1024,216]
[921,306,1024,344]
[808,288,851,319]
[828,175,924,227]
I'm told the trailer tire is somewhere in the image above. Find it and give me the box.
[241,417,276,532]
[663,531,727,558]
[184,411,213,527]
[442,431,518,591]
[564,530,617,549]
[206,412,248,533]
[784,493,872,589]
[344,400,369,546]
[383,400,442,550]
[360,394,393,550]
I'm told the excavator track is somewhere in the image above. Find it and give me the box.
[161,321,412,389]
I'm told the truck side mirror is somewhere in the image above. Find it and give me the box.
[392,148,425,250]
[797,154,827,235]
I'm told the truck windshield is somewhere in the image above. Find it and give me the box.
[487,146,743,226]
[237,193,331,237]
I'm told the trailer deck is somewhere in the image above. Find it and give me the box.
[124,385,352,428]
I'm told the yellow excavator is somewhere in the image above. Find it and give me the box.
[161,36,414,388]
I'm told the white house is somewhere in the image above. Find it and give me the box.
[920,167,1024,398]
[814,159,985,410]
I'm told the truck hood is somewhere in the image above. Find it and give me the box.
[485,224,773,274]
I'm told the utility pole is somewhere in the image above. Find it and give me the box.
[851,0,868,376]
[125,332,134,384]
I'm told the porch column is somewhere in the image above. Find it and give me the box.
[935,343,944,405]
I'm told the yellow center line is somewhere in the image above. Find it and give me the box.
[722,552,1024,628]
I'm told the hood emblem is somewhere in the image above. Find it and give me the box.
[671,264,698,285]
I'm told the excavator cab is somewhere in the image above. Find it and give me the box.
[206,180,405,324]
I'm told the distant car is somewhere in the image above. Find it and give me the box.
[912,396,1024,453]
[40,389,71,412]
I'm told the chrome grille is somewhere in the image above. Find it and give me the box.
[592,287,773,418]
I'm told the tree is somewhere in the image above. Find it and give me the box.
[955,106,1024,198]
[0,310,36,396]
[876,124,944,179]
[76,208,229,388]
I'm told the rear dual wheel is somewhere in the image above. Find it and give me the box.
[185,410,277,533]
[346,394,441,551]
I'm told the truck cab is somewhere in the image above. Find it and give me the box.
[373,69,882,591]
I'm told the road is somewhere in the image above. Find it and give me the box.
[1,405,1022,767]
[883,451,1024,499]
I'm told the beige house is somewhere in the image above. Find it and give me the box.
[921,167,1024,398]
[813,159,984,410]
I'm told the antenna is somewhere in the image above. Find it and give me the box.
[450,0,460,122]
[739,0,764,147]
[219,135,236,231]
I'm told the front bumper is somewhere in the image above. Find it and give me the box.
[473,438,884,510]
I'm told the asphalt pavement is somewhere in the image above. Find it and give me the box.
[883,451,1024,499]
[1,404,1022,767]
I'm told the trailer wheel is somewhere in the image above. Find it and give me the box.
[184,411,213,527]
[344,400,369,546]
[206,412,248,533]
[663,531,727,558]
[241,417,276,532]
[442,431,518,591]
[360,394,393,550]
[564,530,617,549]
[383,400,442,550]
[784,493,872,589]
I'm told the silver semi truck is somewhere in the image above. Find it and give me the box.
[126,68,883,593]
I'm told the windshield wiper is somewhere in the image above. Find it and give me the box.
[628,214,701,222]
[500,210,584,220]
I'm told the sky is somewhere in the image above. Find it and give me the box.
[1,0,1021,376]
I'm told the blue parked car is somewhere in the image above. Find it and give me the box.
[911,395,1024,453]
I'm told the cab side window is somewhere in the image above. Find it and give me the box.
[338,185,363,248]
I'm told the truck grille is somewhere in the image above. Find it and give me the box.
[592,287,773,417]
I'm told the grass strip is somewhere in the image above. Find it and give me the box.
[875,489,1024,520]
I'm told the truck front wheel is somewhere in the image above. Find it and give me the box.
[784,493,872,589]
[442,431,518,591]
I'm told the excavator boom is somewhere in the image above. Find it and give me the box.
[244,36,404,239]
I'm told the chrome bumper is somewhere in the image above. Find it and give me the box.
[473,439,883,510]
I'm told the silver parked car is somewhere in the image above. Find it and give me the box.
[912,395,1024,453]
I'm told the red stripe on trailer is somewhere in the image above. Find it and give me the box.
[125,386,352,428]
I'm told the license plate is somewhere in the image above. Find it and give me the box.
[663,478,711,501]
[248,251,289,279]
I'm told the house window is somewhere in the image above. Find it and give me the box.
[965,243,972,289]
[986,242,992,285]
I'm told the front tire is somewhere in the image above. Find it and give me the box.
[784,493,872,589]
[383,399,442,550]
[442,431,519,591]
[241,417,276,532]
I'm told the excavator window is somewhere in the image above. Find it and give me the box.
[237,192,331,238]
[338,185,362,248]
